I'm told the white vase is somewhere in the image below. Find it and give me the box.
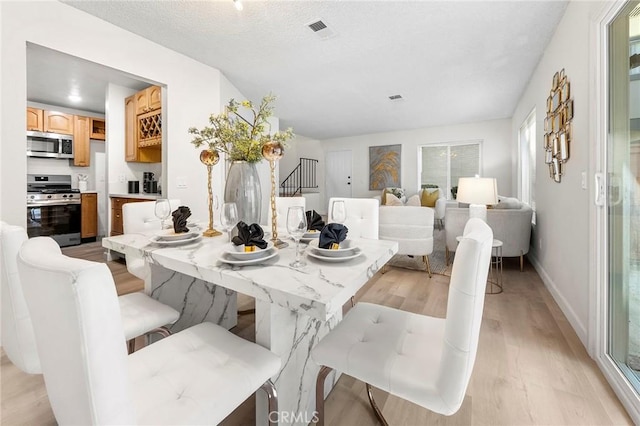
[224,161,261,225]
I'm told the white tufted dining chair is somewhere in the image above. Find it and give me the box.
[122,199,181,280]
[266,196,306,235]
[327,197,379,239]
[311,218,493,425]
[17,236,281,426]
[0,222,178,362]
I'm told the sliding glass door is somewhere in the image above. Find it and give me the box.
[607,0,640,395]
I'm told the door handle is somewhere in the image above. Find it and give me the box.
[595,172,605,206]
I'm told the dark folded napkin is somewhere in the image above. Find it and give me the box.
[305,210,325,231]
[319,223,349,249]
[171,206,191,233]
[232,221,268,249]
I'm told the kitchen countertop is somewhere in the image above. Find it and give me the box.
[80,190,98,194]
[109,193,161,200]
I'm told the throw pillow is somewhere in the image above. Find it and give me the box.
[406,194,421,206]
[385,193,404,206]
[494,196,522,209]
[421,189,439,207]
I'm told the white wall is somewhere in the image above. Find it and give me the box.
[280,134,324,211]
[1,1,224,227]
[510,1,602,346]
[320,119,512,211]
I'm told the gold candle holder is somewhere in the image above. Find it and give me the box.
[262,140,288,249]
[200,149,222,237]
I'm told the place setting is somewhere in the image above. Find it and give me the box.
[219,221,278,266]
[306,223,362,263]
[148,202,203,246]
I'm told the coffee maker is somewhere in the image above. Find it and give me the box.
[143,172,158,194]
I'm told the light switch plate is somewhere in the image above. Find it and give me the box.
[176,177,187,189]
[581,171,587,190]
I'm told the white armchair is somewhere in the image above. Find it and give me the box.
[379,205,434,277]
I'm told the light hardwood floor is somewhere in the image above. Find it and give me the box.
[1,242,632,425]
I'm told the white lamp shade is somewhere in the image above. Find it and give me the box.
[456,177,498,206]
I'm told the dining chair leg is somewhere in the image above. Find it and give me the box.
[520,251,524,272]
[445,247,450,266]
[149,326,172,338]
[260,379,279,426]
[314,365,334,425]
[366,383,389,426]
[423,256,432,278]
[127,339,136,354]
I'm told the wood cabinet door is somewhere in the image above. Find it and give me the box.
[73,116,90,167]
[125,95,138,161]
[26,107,43,131]
[81,193,98,238]
[44,111,74,134]
[147,86,162,111]
[135,90,149,115]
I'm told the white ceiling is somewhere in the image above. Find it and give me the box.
[36,1,568,140]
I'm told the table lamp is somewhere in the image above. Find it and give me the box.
[456,177,498,222]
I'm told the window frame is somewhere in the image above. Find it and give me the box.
[518,108,537,223]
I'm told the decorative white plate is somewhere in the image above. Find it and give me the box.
[149,234,202,246]
[219,249,278,265]
[224,242,275,260]
[303,230,321,239]
[307,248,362,263]
[308,239,358,257]
[154,229,200,241]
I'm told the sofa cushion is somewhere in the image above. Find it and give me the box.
[421,189,440,207]
[382,187,406,205]
[406,194,421,206]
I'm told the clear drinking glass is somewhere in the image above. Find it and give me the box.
[287,206,307,268]
[154,199,171,230]
[220,202,239,242]
[331,200,347,224]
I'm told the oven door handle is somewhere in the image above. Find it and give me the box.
[27,201,81,207]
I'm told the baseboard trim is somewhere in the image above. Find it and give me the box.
[528,252,589,348]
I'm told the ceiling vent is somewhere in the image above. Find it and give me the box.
[388,95,403,101]
[306,19,336,40]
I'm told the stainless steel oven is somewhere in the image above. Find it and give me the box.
[26,175,81,247]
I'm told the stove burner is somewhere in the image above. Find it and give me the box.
[39,189,81,194]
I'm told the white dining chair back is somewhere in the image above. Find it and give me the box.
[266,196,306,232]
[122,199,181,280]
[328,197,379,239]
[17,236,281,425]
[0,222,41,374]
[311,218,492,424]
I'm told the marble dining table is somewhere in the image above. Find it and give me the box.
[103,231,397,425]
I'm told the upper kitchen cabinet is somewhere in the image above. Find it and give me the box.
[26,107,44,131]
[125,86,161,163]
[73,115,90,167]
[135,85,161,115]
[90,118,106,140]
[44,111,74,135]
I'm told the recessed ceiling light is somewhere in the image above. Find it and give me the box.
[233,0,243,11]
[68,94,82,103]
[388,95,403,101]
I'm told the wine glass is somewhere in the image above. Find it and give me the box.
[331,200,347,224]
[154,199,171,230]
[220,202,239,242]
[287,206,307,268]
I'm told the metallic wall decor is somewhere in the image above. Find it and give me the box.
[369,144,401,190]
[544,69,573,183]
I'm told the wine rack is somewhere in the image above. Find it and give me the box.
[138,110,161,147]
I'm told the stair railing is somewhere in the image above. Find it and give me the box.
[280,158,318,197]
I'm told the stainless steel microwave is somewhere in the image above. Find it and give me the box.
[26,131,74,159]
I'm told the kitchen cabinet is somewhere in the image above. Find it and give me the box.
[135,85,162,115]
[44,111,74,135]
[125,91,161,163]
[81,193,98,240]
[26,107,43,131]
[90,118,106,140]
[73,115,90,167]
[110,197,148,236]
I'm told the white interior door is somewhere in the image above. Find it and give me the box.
[325,150,352,199]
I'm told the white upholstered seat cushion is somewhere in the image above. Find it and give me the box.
[328,197,379,239]
[379,205,434,256]
[130,322,281,425]
[119,292,179,340]
[312,302,444,409]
